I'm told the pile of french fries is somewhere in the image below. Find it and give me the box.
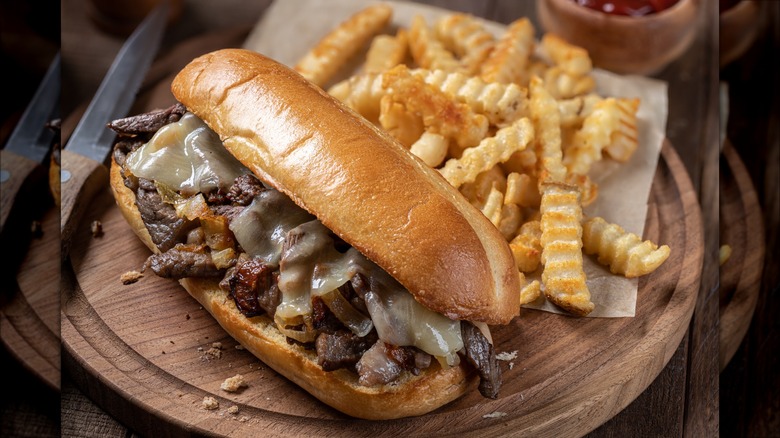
[293,4,670,317]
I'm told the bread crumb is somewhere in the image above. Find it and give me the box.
[228,405,239,415]
[482,411,507,419]
[211,342,223,349]
[197,347,204,352]
[91,220,104,237]
[238,416,249,423]
[496,351,518,361]
[206,347,222,359]
[509,362,515,370]
[120,270,143,285]
[221,374,247,392]
[202,396,219,410]
[235,344,245,350]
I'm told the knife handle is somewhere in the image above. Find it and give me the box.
[0,150,43,235]
[60,149,108,259]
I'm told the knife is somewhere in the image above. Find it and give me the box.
[60,0,169,257]
[0,53,60,235]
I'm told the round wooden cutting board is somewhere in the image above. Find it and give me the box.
[1,206,61,391]
[719,141,764,370]
[61,138,702,437]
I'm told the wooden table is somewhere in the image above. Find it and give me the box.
[51,0,752,436]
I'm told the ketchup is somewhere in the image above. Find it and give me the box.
[573,0,680,16]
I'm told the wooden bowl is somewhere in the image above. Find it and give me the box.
[536,0,699,75]
[719,1,760,68]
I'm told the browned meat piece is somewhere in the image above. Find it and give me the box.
[461,321,501,399]
[356,342,432,386]
[134,179,191,252]
[144,247,223,279]
[227,174,265,206]
[220,257,280,317]
[108,103,186,136]
[311,296,343,334]
[210,205,245,223]
[316,330,378,372]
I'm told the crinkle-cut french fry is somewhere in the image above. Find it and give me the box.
[520,279,542,305]
[379,95,424,148]
[439,117,534,188]
[408,15,462,72]
[603,98,640,162]
[419,69,529,126]
[518,60,550,88]
[541,33,593,77]
[537,34,596,99]
[459,166,507,209]
[480,18,535,84]
[565,172,599,207]
[435,13,495,75]
[563,97,622,176]
[410,131,449,167]
[383,65,488,150]
[294,4,392,87]
[481,184,505,226]
[364,29,409,74]
[582,216,671,278]
[558,94,603,128]
[509,219,542,273]
[501,148,537,176]
[540,182,594,316]
[327,73,386,123]
[364,34,406,74]
[529,77,566,184]
[542,66,596,100]
[504,172,541,208]
[498,203,523,240]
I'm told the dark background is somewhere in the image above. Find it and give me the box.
[720,1,780,436]
[0,0,61,436]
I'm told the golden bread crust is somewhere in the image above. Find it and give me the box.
[180,277,474,420]
[170,48,521,324]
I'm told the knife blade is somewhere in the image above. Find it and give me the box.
[0,53,60,235]
[60,0,169,257]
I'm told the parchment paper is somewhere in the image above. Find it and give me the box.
[243,0,669,318]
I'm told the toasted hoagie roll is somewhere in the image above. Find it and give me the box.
[109,49,520,420]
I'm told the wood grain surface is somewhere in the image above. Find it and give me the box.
[0,206,60,390]
[61,140,702,437]
[719,141,764,370]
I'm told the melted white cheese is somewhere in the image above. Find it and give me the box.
[125,113,249,196]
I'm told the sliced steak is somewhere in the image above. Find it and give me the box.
[220,257,280,317]
[356,342,432,386]
[108,103,186,137]
[315,329,378,372]
[227,174,265,206]
[134,179,190,252]
[311,296,343,334]
[144,246,223,279]
[210,205,246,223]
[355,342,402,386]
[461,321,501,399]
